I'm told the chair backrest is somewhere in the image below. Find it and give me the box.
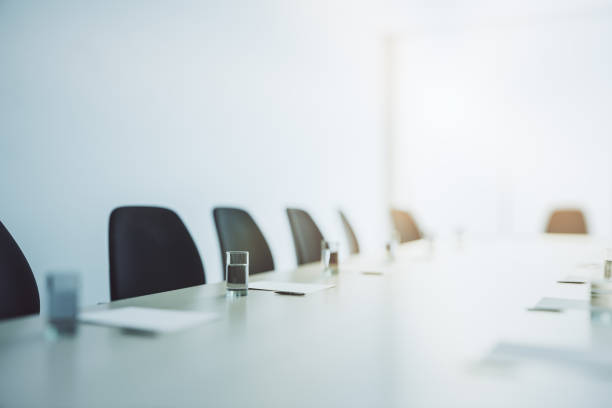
[0,221,40,320]
[390,209,422,243]
[286,208,324,265]
[546,209,588,234]
[213,207,274,276]
[339,210,360,254]
[109,206,206,301]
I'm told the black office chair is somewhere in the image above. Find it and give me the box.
[213,207,274,276]
[109,206,206,301]
[339,210,360,254]
[0,221,40,320]
[390,208,422,243]
[286,208,325,265]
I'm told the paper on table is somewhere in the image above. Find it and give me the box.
[557,275,588,284]
[488,341,612,368]
[249,281,335,295]
[532,297,589,311]
[79,307,217,333]
[362,271,385,276]
[560,263,604,284]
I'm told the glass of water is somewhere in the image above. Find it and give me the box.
[321,240,339,272]
[386,230,400,261]
[605,249,612,279]
[46,271,80,336]
[226,251,249,296]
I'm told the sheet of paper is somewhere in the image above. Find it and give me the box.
[249,281,335,295]
[533,297,589,311]
[526,307,562,313]
[557,275,588,284]
[488,342,612,368]
[560,263,604,283]
[79,307,217,333]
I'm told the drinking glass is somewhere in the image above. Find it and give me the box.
[386,230,400,261]
[226,251,249,296]
[605,249,612,279]
[46,271,80,335]
[321,240,339,272]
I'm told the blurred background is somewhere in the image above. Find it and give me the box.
[389,1,612,239]
[1,0,612,306]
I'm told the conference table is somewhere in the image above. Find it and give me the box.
[2,235,612,407]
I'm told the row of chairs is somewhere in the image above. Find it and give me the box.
[109,206,334,300]
[0,206,585,321]
[0,206,422,320]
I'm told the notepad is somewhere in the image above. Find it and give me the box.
[79,307,217,333]
[526,307,562,313]
[557,275,588,284]
[248,281,335,295]
[532,297,589,311]
[487,342,612,370]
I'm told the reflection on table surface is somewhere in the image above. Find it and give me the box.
[1,235,612,407]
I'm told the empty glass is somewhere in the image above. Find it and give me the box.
[321,240,339,272]
[591,280,612,310]
[386,230,400,261]
[226,251,249,296]
[605,249,612,279]
[46,271,80,336]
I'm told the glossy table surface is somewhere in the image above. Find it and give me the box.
[2,235,612,407]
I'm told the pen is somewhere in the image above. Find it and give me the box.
[274,291,305,296]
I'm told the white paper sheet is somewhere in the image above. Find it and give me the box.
[79,307,217,333]
[249,281,335,295]
[533,297,589,311]
[557,275,588,284]
[488,342,612,368]
[361,271,385,276]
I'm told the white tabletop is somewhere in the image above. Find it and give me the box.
[1,235,611,407]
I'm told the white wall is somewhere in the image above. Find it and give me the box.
[390,7,612,238]
[0,0,387,307]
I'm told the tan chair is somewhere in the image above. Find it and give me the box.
[390,209,422,243]
[545,209,587,234]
